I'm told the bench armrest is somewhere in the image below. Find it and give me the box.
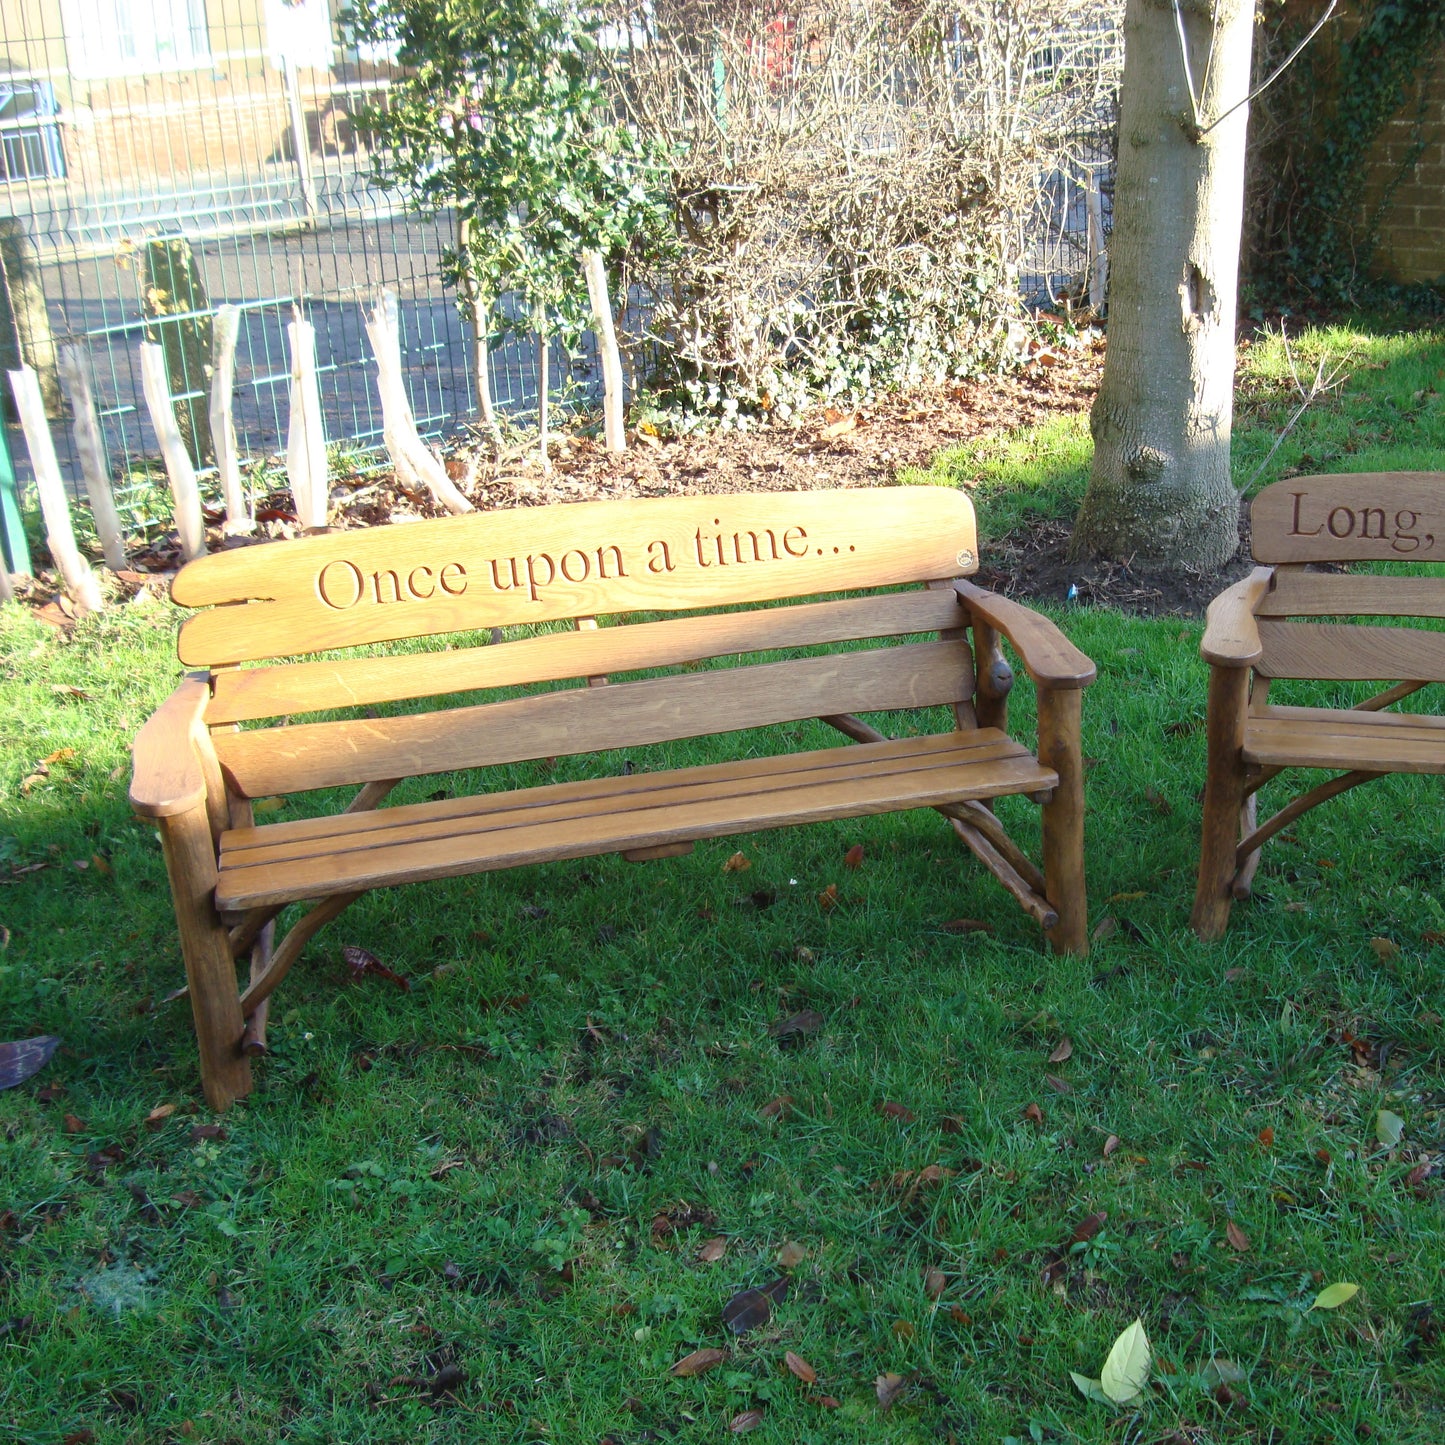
[952,580,1096,689]
[1200,567,1273,667]
[130,673,213,818]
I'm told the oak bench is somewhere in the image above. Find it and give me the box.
[1192,472,1445,937]
[131,487,1095,1109]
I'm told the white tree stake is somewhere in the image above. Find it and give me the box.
[1085,182,1108,314]
[57,346,126,571]
[210,305,252,535]
[286,315,329,530]
[9,365,104,610]
[583,250,627,453]
[139,342,207,561]
[365,290,474,514]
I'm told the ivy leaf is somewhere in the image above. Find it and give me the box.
[1310,1282,1360,1311]
[1099,1318,1151,1404]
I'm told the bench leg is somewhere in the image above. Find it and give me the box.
[1037,687,1088,955]
[1191,665,1251,941]
[158,805,251,1110]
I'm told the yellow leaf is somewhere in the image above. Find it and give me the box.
[1100,1317,1151,1404]
[1310,1282,1360,1311]
[1375,1109,1405,1147]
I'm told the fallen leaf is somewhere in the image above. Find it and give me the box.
[769,1010,823,1040]
[251,796,286,814]
[877,1101,915,1123]
[812,1394,841,1408]
[1310,1282,1360,1311]
[0,1037,61,1091]
[1103,1134,1120,1157]
[1044,1074,1073,1094]
[1107,890,1147,903]
[784,1351,817,1384]
[892,1319,915,1339]
[63,1113,85,1133]
[941,918,990,935]
[1144,786,1172,815]
[722,1278,787,1335]
[341,945,410,991]
[1047,1036,1074,1064]
[939,1114,964,1134]
[1376,1109,1406,1147]
[843,844,864,869]
[817,883,839,912]
[1071,1210,1108,1245]
[144,1104,176,1131]
[923,1267,946,1299]
[41,748,75,766]
[190,1124,227,1143]
[1071,1372,1112,1405]
[670,1346,727,1377]
[1091,916,1118,943]
[819,411,858,439]
[1022,1102,1044,1127]
[723,851,751,873]
[1369,937,1399,962]
[776,1241,807,1268]
[729,1409,764,1433]
[698,1236,728,1262]
[1099,1317,1151,1404]
[1405,1161,1433,1187]
[1225,1219,1250,1252]
[1257,1125,1275,1148]
[758,1095,793,1119]
[50,684,92,700]
[875,1373,907,1411]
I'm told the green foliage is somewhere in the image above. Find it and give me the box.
[344,0,671,346]
[1249,0,1445,302]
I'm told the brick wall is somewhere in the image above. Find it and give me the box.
[1363,48,1445,284]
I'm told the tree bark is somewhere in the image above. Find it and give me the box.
[1072,0,1256,573]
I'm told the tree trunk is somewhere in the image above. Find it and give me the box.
[1071,0,1256,573]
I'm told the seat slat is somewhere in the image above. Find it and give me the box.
[223,732,1022,867]
[1255,620,1445,682]
[1244,709,1445,773]
[204,589,965,725]
[214,733,1053,910]
[211,640,973,798]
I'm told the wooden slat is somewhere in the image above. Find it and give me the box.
[1258,569,1445,619]
[212,640,973,798]
[204,589,966,724]
[214,732,1053,910]
[175,487,980,665]
[1251,473,1444,565]
[1255,620,1445,682]
[222,732,1016,865]
[1244,709,1445,773]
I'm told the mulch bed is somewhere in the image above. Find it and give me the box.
[14,339,1251,624]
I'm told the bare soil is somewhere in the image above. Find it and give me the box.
[22,340,1250,623]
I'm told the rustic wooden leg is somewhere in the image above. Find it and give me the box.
[157,804,251,1110]
[242,920,275,1057]
[1191,664,1251,940]
[1232,792,1261,900]
[1037,685,1087,955]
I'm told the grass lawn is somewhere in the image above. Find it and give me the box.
[1,320,1442,1444]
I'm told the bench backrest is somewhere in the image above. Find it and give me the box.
[174,488,983,798]
[1248,473,1445,684]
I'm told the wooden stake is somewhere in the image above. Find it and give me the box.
[9,365,104,610]
[365,290,474,514]
[286,315,329,530]
[1085,181,1108,313]
[583,250,626,453]
[57,347,126,571]
[210,305,252,534]
[139,342,207,561]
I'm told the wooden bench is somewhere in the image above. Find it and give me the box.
[131,487,1095,1109]
[1192,472,1445,938]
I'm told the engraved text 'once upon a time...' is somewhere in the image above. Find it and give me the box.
[314,521,860,610]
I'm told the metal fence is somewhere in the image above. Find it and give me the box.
[0,0,1116,526]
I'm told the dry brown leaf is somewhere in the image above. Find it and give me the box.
[776,1240,807,1269]
[758,1094,794,1120]
[670,1347,728,1377]
[1091,916,1118,943]
[144,1103,176,1130]
[729,1409,764,1433]
[1225,1219,1250,1252]
[697,1235,728,1263]
[1047,1036,1073,1064]
[819,412,858,439]
[722,1287,775,1335]
[924,1267,946,1299]
[817,883,839,912]
[892,1319,916,1340]
[843,844,865,869]
[1044,1073,1073,1094]
[1023,1102,1044,1126]
[1369,937,1400,962]
[769,1011,823,1040]
[41,748,75,766]
[784,1351,817,1384]
[813,1394,841,1408]
[1257,1126,1275,1148]
[723,851,751,873]
[1103,1134,1120,1157]
[877,1100,915,1123]
[63,1113,85,1133]
[1071,1210,1108,1245]
[875,1373,908,1411]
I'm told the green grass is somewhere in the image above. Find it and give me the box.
[2,322,1443,1443]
